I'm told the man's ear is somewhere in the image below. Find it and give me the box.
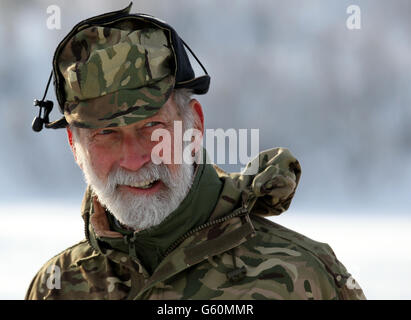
[190,99,204,135]
[188,99,204,156]
[66,126,80,167]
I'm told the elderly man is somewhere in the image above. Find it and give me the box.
[26,4,365,300]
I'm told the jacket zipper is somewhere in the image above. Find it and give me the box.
[84,211,93,248]
[162,206,249,258]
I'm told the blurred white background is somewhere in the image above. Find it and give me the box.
[0,0,410,299]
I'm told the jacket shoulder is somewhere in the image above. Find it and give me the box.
[245,215,365,299]
[25,239,101,300]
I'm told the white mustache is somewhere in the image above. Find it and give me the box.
[106,162,176,191]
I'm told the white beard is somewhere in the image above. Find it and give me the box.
[74,142,195,231]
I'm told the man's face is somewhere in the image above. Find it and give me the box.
[68,93,204,230]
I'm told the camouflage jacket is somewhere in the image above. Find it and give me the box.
[25,148,366,300]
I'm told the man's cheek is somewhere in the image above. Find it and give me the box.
[88,154,113,181]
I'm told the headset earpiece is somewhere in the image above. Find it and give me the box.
[32,71,54,132]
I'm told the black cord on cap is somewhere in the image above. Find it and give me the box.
[32,70,54,132]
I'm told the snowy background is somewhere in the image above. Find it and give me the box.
[1,204,410,300]
[0,0,410,299]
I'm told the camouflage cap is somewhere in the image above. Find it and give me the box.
[46,3,210,129]
[58,26,175,128]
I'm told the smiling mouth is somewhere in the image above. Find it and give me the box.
[121,179,160,190]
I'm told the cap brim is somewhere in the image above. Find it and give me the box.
[64,76,174,129]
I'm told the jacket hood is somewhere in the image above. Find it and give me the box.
[218,147,301,217]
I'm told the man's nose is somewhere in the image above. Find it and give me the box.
[118,134,150,171]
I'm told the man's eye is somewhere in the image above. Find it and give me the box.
[98,129,115,135]
[144,121,161,128]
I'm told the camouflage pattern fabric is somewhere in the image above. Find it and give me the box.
[58,26,175,128]
[227,148,302,216]
[25,148,365,300]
